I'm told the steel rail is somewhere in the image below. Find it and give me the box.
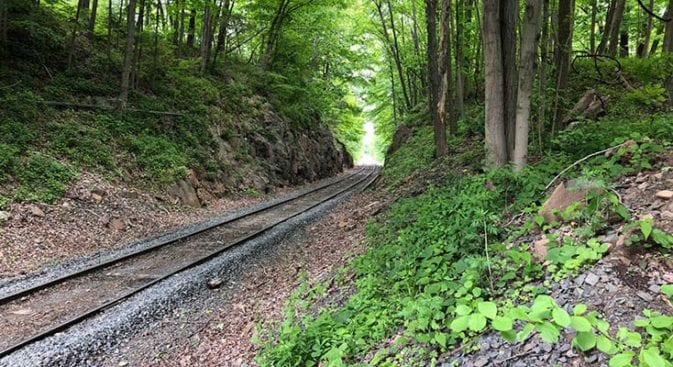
[0,167,367,305]
[0,167,377,358]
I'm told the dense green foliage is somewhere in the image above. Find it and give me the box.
[256,111,673,365]
[0,2,366,203]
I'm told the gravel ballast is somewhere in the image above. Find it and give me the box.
[0,170,376,367]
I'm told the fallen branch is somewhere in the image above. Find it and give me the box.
[37,100,185,116]
[544,142,629,191]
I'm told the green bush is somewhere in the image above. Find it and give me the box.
[128,134,188,183]
[0,143,19,182]
[622,84,668,113]
[14,152,76,203]
[48,115,116,169]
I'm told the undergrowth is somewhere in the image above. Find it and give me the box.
[255,113,673,366]
[0,6,360,204]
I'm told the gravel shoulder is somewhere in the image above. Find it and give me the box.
[0,169,375,367]
[0,170,353,283]
[440,169,673,366]
[95,189,385,367]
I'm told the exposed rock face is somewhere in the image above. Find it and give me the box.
[167,180,201,208]
[166,99,353,205]
[386,124,413,157]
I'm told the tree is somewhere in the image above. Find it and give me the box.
[552,0,574,129]
[199,1,214,74]
[513,0,542,170]
[439,0,457,135]
[67,0,85,69]
[426,0,448,156]
[483,0,507,167]
[88,0,99,38]
[120,0,138,106]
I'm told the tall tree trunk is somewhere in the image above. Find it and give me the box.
[1,0,9,46]
[261,0,289,70]
[132,0,146,88]
[663,0,673,101]
[375,0,412,110]
[426,0,448,156]
[597,0,616,54]
[186,8,196,48]
[501,0,518,161]
[152,0,160,80]
[607,0,626,56]
[88,0,98,38]
[389,60,398,122]
[664,0,673,53]
[411,0,422,59]
[120,0,137,106]
[483,0,507,167]
[513,0,542,170]
[553,0,574,129]
[473,0,483,93]
[67,0,84,70]
[455,0,466,118]
[439,0,457,135]
[537,0,550,147]
[639,0,654,57]
[590,0,597,53]
[199,1,212,74]
[107,0,113,60]
[619,30,629,56]
[386,0,412,108]
[212,0,233,69]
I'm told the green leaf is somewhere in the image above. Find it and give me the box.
[620,330,642,348]
[492,316,513,332]
[500,329,516,342]
[573,304,587,315]
[450,316,470,333]
[608,352,634,367]
[516,323,536,341]
[455,304,472,316]
[536,322,560,343]
[640,216,653,240]
[614,204,631,220]
[640,347,668,367]
[634,318,650,328]
[661,284,673,297]
[570,316,592,332]
[552,307,571,327]
[573,331,597,352]
[597,335,617,355]
[650,315,673,329]
[477,302,498,320]
[435,333,447,348]
[468,313,487,332]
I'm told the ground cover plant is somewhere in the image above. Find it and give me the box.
[255,112,673,366]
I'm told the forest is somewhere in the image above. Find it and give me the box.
[2,0,673,365]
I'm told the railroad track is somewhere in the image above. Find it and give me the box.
[0,167,377,358]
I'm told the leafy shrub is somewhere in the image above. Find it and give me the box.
[0,90,40,125]
[128,135,188,183]
[622,85,668,113]
[48,115,115,169]
[0,143,19,182]
[14,152,76,203]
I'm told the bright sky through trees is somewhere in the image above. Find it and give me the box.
[356,121,381,165]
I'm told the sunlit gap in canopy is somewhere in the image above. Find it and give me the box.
[356,120,382,166]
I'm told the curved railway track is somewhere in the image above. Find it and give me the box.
[0,167,377,358]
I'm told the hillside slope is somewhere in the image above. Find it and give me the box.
[0,5,352,211]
